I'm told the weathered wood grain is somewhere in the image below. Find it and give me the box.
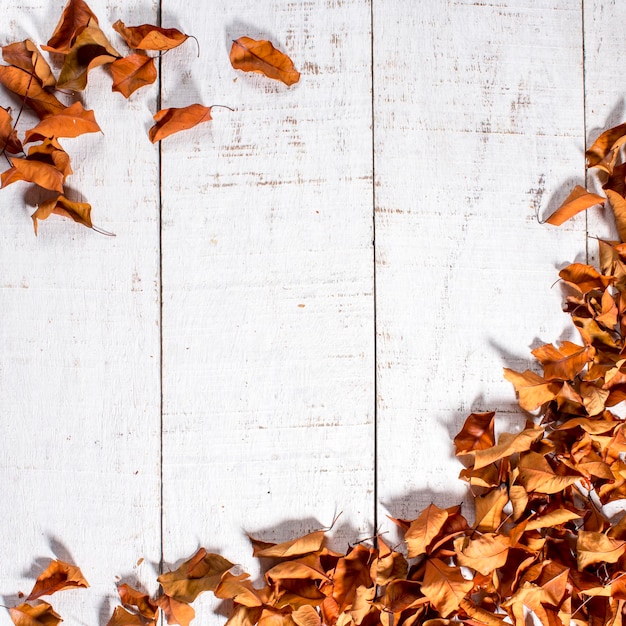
[373,0,587,532]
[0,1,161,622]
[159,0,375,609]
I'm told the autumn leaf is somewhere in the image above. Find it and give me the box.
[156,595,195,626]
[230,37,300,86]
[606,189,626,243]
[474,484,508,532]
[383,579,428,613]
[402,503,449,558]
[454,534,510,576]
[149,104,213,143]
[586,123,626,170]
[9,603,62,626]
[516,451,580,494]
[371,537,408,585]
[290,605,320,626]
[470,426,544,470]
[577,531,626,570]
[157,548,233,603]
[250,530,325,559]
[545,185,606,226]
[420,558,473,618]
[43,0,99,54]
[214,572,264,608]
[327,544,373,612]
[559,262,614,294]
[531,341,593,381]
[112,20,190,51]
[453,411,495,455]
[32,195,92,234]
[265,555,329,584]
[106,606,151,626]
[0,106,22,154]
[24,102,101,143]
[2,40,55,88]
[118,583,158,619]
[2,155,65,193]
[56,19,120,91]
[27,559,89,600]
[110,54,157,98]
[524,508,583,531]
[0,66,66,119]
[502,368,561,412]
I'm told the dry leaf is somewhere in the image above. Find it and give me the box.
[0,106,23,153]
[250,530,325,559]
[420,559,473,618]
[2,155,65,193]
[27,559,89,600]
[2,40,55,88]
[0,66,66,119]
[112,20,190,51]
[576,531,626,570]
[230,37,300,86]
[586,123,626,169]
[454,534,510,576]
[32,195,92,234]
[453,412,495,455]
[24,102,101,143]
[149,104,213,143]
[502,368,561,412]
[156,595,195,626]
[9,603,62,626]
[110,54,157,98]
[606,189,626,243]
[118,583,158,619]
[403,504,449,558]
[43,0,99,54]
[106,606,150,626]
[214,572,264,608]
[545,185,605,226]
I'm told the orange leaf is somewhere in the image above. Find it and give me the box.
[383,579,428,612]
[118,583,158,619]
[43,0,99,54]
[586,123,626,169]
[156,595,195,626]
[149,104,213,143]
[157,548,233,603]
[474,484,508,532]
[454,534,510,576]
[404,503,449,558]
[420,558,473,618]
[517,451,580,494]
[265,556,329,584]
[214,572,264,608]
[106,606,152,626]
[32,195,93,234]
[576,531,626,570]
[606,189,626,244]
[0,106,22,153]
[470,426,544,470]
[112,20,190,51]
[328,544,373,612]
[2,156,65,193]
[291,605,320,626]
[454,412,495,455]
[531,341,593,381]
[230,37,300,86]
[0,66,66,119]
[559,262,613,294]
[250,530,325,559]
[524,508,583,531]
[2,40,55,88]
[502,368,561,412]
[545,185,605,226]
[110,54,157,98]
[24,102,101,143]
[27,559,88,600]
[56,19,120,91]
[9,603,62,626]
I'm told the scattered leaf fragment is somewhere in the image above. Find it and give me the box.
[149,104,213,143]
[32,194,93,234]
[230,37,300,86]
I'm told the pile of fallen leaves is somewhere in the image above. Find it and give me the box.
[10,125,626,626]
[0,0,299,233]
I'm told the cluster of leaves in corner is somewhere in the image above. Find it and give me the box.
[0,0,300,234]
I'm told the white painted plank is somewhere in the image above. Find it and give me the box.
[374,0,586,532]
[0,1,161,623]
[160,0,374,604]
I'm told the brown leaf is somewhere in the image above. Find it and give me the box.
[155,595,195,626]
[576,531,626,570]
[118,583,158,619]
[474,484,508,532]
[502,368,561,412]
[265,556,329,584]
[559,262,613,294]
[420,558,473,618]
[2,40,55,88]
[0,106,22,153]
[157,548,233,603]
[404,503,449,558]
[27,559,89,600]
[9,603,63,626]
[531,341,593,381]
[291,605,320,626]
[112,20,190,51]
[43,0,99,54]
[56,19,120,91]
[230,37,300,86]
[32,194,92,234]
[524,508,583,531]
[0,66,66,119]
[110,54,157,98]
[251,530,325,559]
[606,189,626,244]
[383,579,428,613]
[470,426,544,470]
[106,606,152,626]
[586,123,626,169]
[149,104,213,143]
[371,537,408,586]
[545,185,605,226]
[2,155,65,193]
[517,451,579,494]
[454,412,496,455]
[328,544,373,612]
[454,534,510,576]
[214,572,264,608]
[24,102,101,143]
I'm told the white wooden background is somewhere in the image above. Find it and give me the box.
[0,0,621,623]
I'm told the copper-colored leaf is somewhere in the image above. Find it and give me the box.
[328,544,373,612]
[251,530,325,559]
[517,451,580,494]
[110,54,157,98]
[586,124,626,169]
[0,106,22,153]
[118,583,158,619]
[106,606,150,626]
[545,185,605,226]
[404,503,449,558]
[32,195,92,234]
[474,484,508,532]
[265,556,329,584]
[291,606,320,626]
[214,572,264,608]
[524,508,583,531]
[2,156,65,193]
[576,531,626,570]
[56,19,120,91]
[24,102,101,143]
[9,603,62,626]
[606,189,626,244]
[559,262,613,294]
[229,37,300,86]
[454,534,510,576]
[43,0,99,54]
[502,368,561,412]
[372,537,408,586]
[2,40,55,88]
[0,66,66,119]
[454,411,495,455]
[112,20,190,51]
[383,580,428,613]
[420,558,473,618]
[156,595,195,626]
[157,548,233,604]
[149,104,213,143]
[27,559,89,600]
[470,426,544,470]
[531,341,593,381]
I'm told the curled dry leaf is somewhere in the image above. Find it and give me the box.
[0,106,22,154]
[2,40,55,88]
[0,66,66,119]
[110,54,157,98]
[24,101,101,143]
[118,583,158,619]
[112,20,190,52]
[545,185,605,227]
[9,603,62,626]
[106,606,150,626]
[453,411,495,455]
[155,595,195,626]
[32,194,93,234]
[149,104,213,143]
[43,0,99,54]
[2,156,65,193]
[27,559,89,600]
[250,530,325,558]
[230,37,300,86]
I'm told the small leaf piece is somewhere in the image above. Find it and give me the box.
[43,0,99,54]
[2,40,55,87]
[149,104,213,143]
[32,195,93,234]
[230,37,300,86]
[24,102,101,143]
[27,559,89,599]
[110,54,157,98]
[545,185,605,226]
[9,603,62,626]
[112,20,190,51]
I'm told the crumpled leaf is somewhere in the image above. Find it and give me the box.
[149,104,213,143]
[586,123,626,170]
[502,368,561,412]
[106,606,151,626]
[250,530,325,559]
[157,548,233,603]
[531,341,593,381]
[0,106,22,154]
[32,194,93,234]
[43,0,99,54]
[517,451,580,494]
[110,54,157,98]
[229,37,300,86]
[214,572,265,608]
[0,66,66,119]
[156,595,195,626]
[2,39,55,88]
[27,559,89,600]
[24,102,101,143]
[118,583,158,619]
[112,20,190,51]
[2,155,65,193]
[545,185,605,226]
[469,426,544,470]
[56,19,120,91]
[453,412,495,455]
[9,603,62,626]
